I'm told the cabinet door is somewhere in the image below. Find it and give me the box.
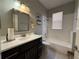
[16,52,25,59]
[25,46,43,59]
[37,46,43,58]
[25,47,38,59]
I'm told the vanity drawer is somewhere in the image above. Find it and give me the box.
[2,47,19,59]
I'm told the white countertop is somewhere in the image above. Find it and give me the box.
[0,33,42,53]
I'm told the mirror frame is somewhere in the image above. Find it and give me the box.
[12,8,30,34]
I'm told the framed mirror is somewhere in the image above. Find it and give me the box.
[12,9,30,34]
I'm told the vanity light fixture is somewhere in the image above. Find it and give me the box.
[14,0,31,14]
[19,4,30,13]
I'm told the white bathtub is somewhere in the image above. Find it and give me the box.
[43,40,72,54]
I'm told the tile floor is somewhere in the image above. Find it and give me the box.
[40,45,68,59]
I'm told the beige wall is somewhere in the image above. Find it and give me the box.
[0,0,15,36]
[47,2,75,43]
[0,0,47,36]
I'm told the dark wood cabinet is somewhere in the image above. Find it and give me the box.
[1,37,43,59]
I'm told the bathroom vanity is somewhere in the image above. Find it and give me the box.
[0,8,41,59]
[0,34,43,59]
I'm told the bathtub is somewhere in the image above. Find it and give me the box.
[43,40,72,54]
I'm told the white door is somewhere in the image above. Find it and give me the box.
[74,0,79,59]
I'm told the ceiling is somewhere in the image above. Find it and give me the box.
[39,0,74,9]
